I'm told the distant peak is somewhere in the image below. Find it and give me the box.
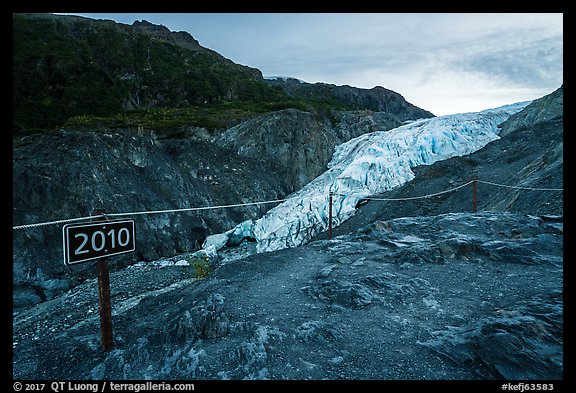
[132,19,169,30]
[132,19,170,31]
[131,19,202,51]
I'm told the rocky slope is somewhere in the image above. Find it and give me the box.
[12,110,404,308]
[12,87,563,381]
[12,128,285,307]
[12,211,563,380]
[213,109,400,189]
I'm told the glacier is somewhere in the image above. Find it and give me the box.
[202,102,530,257]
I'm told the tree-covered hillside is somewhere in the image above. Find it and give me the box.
[12,13,309,134]
[12,13,434,136]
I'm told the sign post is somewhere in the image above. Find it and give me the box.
[62,212,135,351]
[94,210,113,352]
[96,255,113,351]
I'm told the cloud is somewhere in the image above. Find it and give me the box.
[450,35,563,89]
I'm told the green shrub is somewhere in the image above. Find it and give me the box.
[186,254,212,280]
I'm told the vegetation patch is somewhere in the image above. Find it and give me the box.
[185,254,213,280]
[13,14,352,135]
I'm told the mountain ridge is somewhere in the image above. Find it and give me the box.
[265,76,436,120]
[13,13,433,134]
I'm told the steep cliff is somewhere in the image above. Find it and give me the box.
[214,109,400,189]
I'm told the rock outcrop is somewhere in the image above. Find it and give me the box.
[214,109,401,189]
[12,128,291,307]
[12,211,563,380]
[12,108,403,308]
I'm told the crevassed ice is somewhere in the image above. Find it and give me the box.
[203,102,530,256]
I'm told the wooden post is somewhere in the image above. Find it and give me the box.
[472,177,477,213]
[96,257,113,352]
[328,192,333,240]
[94,209,113,352]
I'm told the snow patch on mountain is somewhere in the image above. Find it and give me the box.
[203,102,530,256]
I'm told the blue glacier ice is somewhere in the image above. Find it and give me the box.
[203,102,530,256]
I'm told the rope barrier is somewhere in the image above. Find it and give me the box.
[363,180,475,201]
[13,199,287,230]
[12,214,107,230]
[476,179,563,192]
[105,199,288,218]
[12,177,562,231]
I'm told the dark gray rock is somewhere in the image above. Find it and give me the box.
[420,290,563,380]
[306,278,376,308]
[12,212,563,380]
[12,107,405,308]
[294,321,343,344]
[499,85,563,137]
[214,108,401,190]
[12,128,293,307]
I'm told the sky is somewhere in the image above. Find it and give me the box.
[61,13,563,116]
